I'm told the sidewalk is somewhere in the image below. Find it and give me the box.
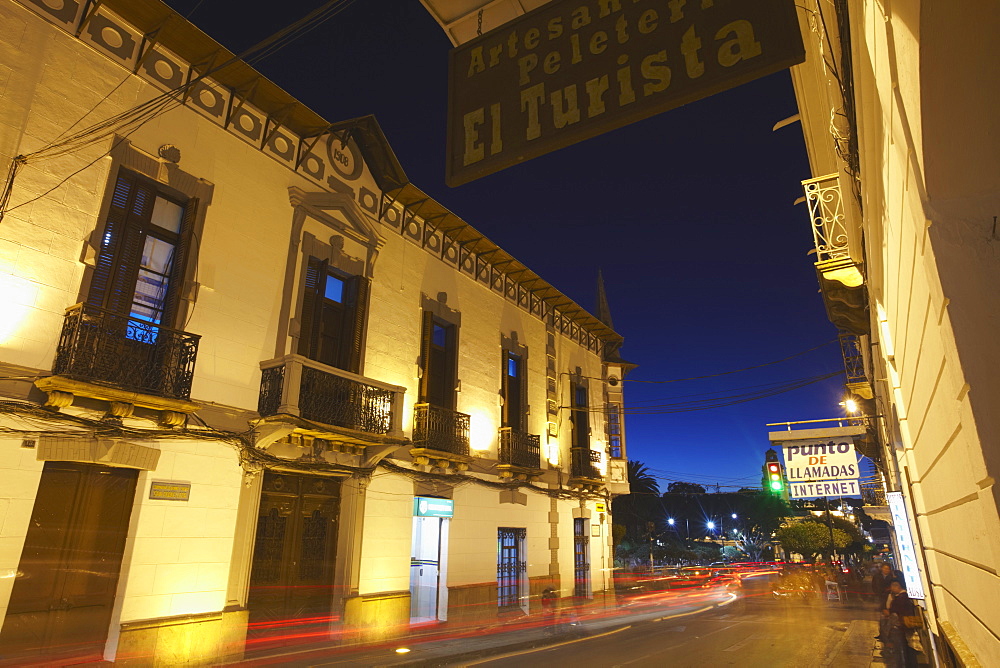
[870,629,933,667]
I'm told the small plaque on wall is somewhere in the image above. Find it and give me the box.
[150,480,191,501]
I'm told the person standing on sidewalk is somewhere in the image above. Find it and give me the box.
[872,562,904,640]
[884,580,918,668]
[540,587,558,635]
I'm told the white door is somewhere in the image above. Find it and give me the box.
[410,516,449,622]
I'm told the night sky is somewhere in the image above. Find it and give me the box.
[165,0,847,490]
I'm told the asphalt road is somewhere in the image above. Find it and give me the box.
[453,578,877,668]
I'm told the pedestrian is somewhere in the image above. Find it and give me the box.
[872,562,903,640]
[883,580,919,667]
[541,587,557,629]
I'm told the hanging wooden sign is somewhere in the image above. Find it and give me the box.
[446,0,805,186]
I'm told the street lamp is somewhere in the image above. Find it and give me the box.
[667,518,675,526]
[731,513,737,519]
[841,397,859,414]
[706,521,715,531]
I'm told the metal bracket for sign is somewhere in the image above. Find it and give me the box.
[422,212,449,234]
[407,197,432,218]
[295,127,331,171]
[261,104,295,151]
[224,78,260,131]
[521,278,546,290]
[183,50,224,103]
[133,22,167,75]
[505,268,532,281]
[476,248,503,262]
[458,235,484,253]
[75,0,103,38]
[378,191,400,221]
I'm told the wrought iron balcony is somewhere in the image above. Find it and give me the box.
[412,403,470,456]
[860,481,888,507]
[258,355,404,438]
[52,303,199,400]
[570,447,602,480]
[498,427,541,470]
[802,173,868,334]
[803,173,851,263]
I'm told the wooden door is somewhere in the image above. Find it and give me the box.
[0,462,138,662]
[247,472,340,637]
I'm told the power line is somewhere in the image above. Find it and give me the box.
[0,0,359,221]
[625,337,838,384]
[620,371,843,414]
[569,370,843,414]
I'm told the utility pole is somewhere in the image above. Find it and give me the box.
[647,521,655,571]
[824,497,836,560]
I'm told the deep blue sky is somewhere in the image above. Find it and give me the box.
[167,0,846,490]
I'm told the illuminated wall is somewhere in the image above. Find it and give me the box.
[792,0,1000,662]
[0,438,43,629]
[0,0,625,655]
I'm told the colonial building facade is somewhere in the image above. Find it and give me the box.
[791,1,999,665]
[0,0,630,663]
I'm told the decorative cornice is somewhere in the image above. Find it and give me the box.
[35,376,200,413]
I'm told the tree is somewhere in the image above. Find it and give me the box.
[776,522,850,560]
[721,545,743,560]
[612,460,664,554]
[803,514,864,555]
[743,491,791,536]
[666,481,706,494]
[627,461,660,496]
[733,527,773,561]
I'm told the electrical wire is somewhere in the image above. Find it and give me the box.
[0,398,607,502]
[0,0,359,221]
[566,370,843,414]
[626,373,842,405]
[619,371,843,414]
[625,338,838,384]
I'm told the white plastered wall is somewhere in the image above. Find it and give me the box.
[0,436,44,626]
[853,0,1000,660]
[112,440,242,627]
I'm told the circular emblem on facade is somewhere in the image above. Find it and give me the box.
[326,135,363,181]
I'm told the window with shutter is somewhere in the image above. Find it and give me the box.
[420,313,457,410]
[298,258,370,374]
[572,382,590,449]
[87,169,192,331]
[501,351,525,431]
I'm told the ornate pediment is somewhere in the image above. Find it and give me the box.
[288,187,385,254]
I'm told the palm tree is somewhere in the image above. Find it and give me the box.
[627,460,659,496]
[613,461,664,561]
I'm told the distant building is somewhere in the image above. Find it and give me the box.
[791,1,999,664]
[0,0,630,663]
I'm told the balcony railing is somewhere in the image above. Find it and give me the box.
[860,482,888,506]
[258,355,404,438]
[802,173,850,262]
[571,447,602,480]
[53,303,200,400]
[839,332,867,386]
[498,427,541,469]
[412,403,470,456]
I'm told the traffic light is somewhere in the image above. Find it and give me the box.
[766,461,783,492]
[764,448,784,494]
